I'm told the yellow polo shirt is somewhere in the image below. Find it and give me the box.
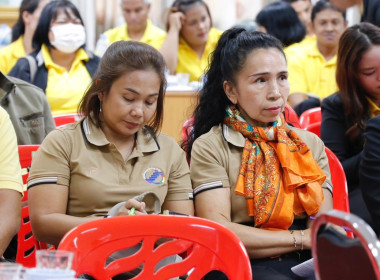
[176,27,222,82]
[95,20,166,56]
[28,118,193,217]
[0,107,23,194]
[0,36,26,75]
[41,45,92,115]
[288,43,338,99]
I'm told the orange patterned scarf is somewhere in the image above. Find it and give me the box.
[224,106,326,230]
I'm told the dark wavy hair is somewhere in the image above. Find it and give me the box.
[256,1,306,48]
[336,22,380,142]
[12,0,42,42]
[183,28,285,156]
[79,41,167,136]
[32,0,84,50]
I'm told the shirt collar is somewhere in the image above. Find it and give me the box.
[221,124,246,147]
[41,45,89,69]
[82,117,160,154]
[366,96,380,117]
[0,72,15,103]
[309,44,337,66]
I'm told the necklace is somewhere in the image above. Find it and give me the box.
[124,137,135,161]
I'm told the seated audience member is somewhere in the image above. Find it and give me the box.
[187,28,333,280]
[27,41,194,247]
[0,70,55,145]
[159,0,222,82]
[256,1,306,57]
[330,0,380,27]
[9,0,100,115]
[95,0,166,56]
[360,115,380,234]
[0,0,49,75]
[287,0,347,116]
[0,107,23,260]
[283,0,315,46]
[321,22,380,229]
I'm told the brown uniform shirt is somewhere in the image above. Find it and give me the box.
[28,118,192,217]
[190,124,332,224]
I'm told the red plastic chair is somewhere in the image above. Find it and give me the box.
[53,113,83,128]
[304,122,321,137]
[325,147,350,213]
[299,107,321,129]
[58,215,252,280]
[284,104,301,128]
[17,145,53,268]
[312,210,380,280]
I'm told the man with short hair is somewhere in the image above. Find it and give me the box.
[95,0,166,56]
[287,0,348,115]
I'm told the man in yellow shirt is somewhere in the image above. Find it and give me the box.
[95,0,166,56]
[287,0,347,115]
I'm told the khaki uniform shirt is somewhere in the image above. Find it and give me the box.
[190,124,332,225]
[28,118,192,217]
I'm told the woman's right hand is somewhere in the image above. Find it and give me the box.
[168,10,184,33]
[116,199,146,216]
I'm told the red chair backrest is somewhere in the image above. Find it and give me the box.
[284,104,301,128]
[58,215,252,280]
[17,145,53,267]
[299,107,321,129]
[305,122,321,137]
[325,147,350,213]
[53,113,83,128]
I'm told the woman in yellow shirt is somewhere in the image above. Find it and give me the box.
[9,0,100,115]
[0,0,49,74]
[160,0,222,82]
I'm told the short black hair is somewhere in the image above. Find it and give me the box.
[311,0,345,23]
[32,0,84,50]
[256,1,306,47]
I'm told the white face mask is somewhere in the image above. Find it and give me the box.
[50,23,86,53]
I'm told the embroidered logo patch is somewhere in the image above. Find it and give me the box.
[143,168,165,185]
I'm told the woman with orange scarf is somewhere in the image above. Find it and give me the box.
[186,28,333,280]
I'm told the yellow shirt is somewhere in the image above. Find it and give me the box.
[0,107,23,194]
[176,27,222,82]
[367,97,380,117]
[288,43,338,99]
[95,20,166,56]
[0,36,26,75]
[42,45,92,115]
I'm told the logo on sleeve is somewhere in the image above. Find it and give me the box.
[143,167,165,185]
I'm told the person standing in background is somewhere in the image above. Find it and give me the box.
[330,0,380,27]
[0,0,49,74]
[95,0,166,56]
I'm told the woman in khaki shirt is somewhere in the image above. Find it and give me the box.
[27,41,194,247]
[187,28,333,280]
